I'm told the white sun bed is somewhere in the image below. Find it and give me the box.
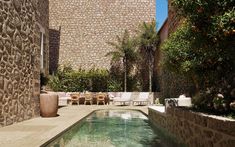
[113,92,132,105]
[132,92,150,106]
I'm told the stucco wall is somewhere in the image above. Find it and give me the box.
[149,107,235,147]
[0,0,49,127]
[49,0,156,71]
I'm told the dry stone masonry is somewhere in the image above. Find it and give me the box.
[0,0,49,127]
[49,0,156,71]
[149,107,235,147]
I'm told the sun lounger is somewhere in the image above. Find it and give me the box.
[165,95,192,108]
[132,92,150,106]
[57,92,71,106]
[113,92,132,105]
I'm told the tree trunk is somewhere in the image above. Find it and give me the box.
[148,48,153,92]
[192,75,199,94]
[149,61,152,92]
[123,57,127,92]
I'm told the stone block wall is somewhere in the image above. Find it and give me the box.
[149,107,235,147]
[0,0,49,127]
[49,0,156,71]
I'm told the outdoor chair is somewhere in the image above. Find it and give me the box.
[108,92,121,103]
[113,92,132,105]
[132,92,150,106]
[84,92,93,105]
[96,92,106,105]
[70,93,80,105]
[165,94,192,109]
[58,92,71,106]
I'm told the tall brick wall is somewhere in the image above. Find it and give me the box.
[49,0,156,71]
[0,0,49,127]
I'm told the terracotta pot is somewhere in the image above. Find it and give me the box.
[40,93,58,117]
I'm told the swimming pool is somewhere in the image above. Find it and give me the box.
[43,110,185,147]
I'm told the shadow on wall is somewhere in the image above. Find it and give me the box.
[153,47,161,93]
[49,27,61,74]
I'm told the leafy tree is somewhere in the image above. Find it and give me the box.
[137,21,160,92]
[106,30,139,91]
[162,22,204,92]
[162,0,235,111]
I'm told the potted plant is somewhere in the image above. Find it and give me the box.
[213,94,227,112]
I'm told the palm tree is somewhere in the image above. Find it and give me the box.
[106,30,139,92]
[137,21,159,92]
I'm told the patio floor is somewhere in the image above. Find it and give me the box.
[0,105,149,147]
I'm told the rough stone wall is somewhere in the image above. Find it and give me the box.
[0,0,49,127]
[49,0,156,71]
[149,107,235,147]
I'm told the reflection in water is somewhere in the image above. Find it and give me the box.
[45,110,184,147]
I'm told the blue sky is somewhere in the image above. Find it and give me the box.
[156,0,168,30]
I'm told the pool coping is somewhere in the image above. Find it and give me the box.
[41,108,149,146]
[40,109,95,147]
[0,105,148,147]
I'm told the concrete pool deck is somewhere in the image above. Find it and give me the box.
[0,105,151,147]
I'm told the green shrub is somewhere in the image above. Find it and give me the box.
[48,66,109,92]
[48,74,62,92]
[107,80,122,92]
[192,91,215,110]
[89,69,109,92]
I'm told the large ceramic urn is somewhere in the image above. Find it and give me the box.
[40,93,58,117]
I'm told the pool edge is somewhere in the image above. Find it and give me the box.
[40,108,148,147]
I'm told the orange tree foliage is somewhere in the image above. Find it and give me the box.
[162,0,235,111]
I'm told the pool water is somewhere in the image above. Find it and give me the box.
[44,110,185,147]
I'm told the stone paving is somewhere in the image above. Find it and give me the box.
[0,105,148,147]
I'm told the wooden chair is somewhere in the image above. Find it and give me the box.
[96,92,106,105]
[84,92,93,105]
[70,93,80,105]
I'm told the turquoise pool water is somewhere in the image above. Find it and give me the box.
[44,110,184,147]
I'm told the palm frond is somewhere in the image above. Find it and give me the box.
[105,51,123,61]
[106,41,122,51]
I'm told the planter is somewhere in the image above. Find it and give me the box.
[40,93,58,117]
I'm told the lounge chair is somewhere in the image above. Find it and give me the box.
[57,92,71,106]
[113,92,132,105]
[108,92,121,103]
[132,92,150,106]
[165,94,192,108]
